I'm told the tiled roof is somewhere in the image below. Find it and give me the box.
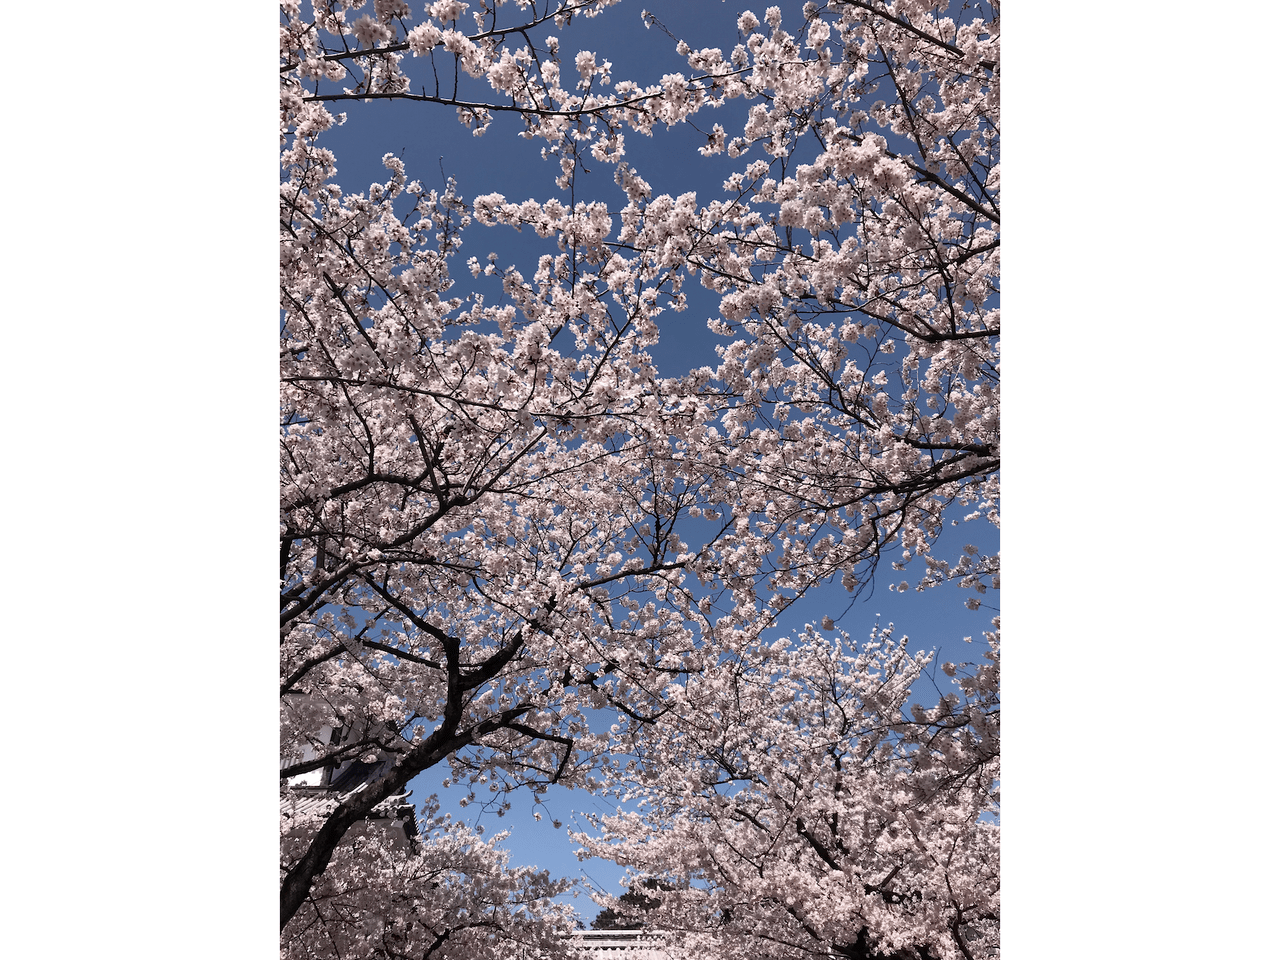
[282,728,416,834]
[280,784,414,825]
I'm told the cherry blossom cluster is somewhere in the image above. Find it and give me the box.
[575,619,1000,960]
[280,0,745,148]
[283,794,577,959]
[279,132,729,937]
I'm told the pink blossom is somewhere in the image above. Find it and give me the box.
[405,22,441,56]
[350,15,390,47]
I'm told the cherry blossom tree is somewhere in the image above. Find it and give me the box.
[575,620,1000,960]
[282,793,578,958]
[280,0,998,956]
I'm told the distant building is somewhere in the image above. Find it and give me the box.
[281,723,417,850]
[562,930,677,958]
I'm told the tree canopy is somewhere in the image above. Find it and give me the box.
[279,1,998,957]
